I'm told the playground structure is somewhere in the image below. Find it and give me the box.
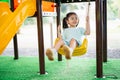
[0,0,36,54]
[0,0,56,54]
[0,0,109,79]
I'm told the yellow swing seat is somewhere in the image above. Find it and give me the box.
[55,38,88,56]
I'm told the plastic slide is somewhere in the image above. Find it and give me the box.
[0,0,36,55]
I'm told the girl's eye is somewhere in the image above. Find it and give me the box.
[70,17,75,20]
[70,17,78,20]
[76,17,78,20]
[71,18,74,20]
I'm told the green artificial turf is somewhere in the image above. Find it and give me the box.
[0,56,120,80]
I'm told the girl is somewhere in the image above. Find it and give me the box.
[46,12,90,61]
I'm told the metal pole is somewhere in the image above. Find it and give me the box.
[56,1,62,61]
[10,0,19,59]
[13,35,19,59]
[95,0,103,78]
[36,0,45,74]
[103,0,107,62]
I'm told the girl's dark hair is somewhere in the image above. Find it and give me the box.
[63,12,78,29]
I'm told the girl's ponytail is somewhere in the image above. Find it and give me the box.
[63,17,68,29]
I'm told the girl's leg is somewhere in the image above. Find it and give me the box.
[63,38,77,59]
[69,38,78,49]
[54,39,65,51]
[46,39,64,61]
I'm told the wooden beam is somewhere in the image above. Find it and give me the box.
[10,0,19,60]
[36,0,45,74]
[103,0,107,62]
[60,0,95,3]
[56,2,62,61]
[95,0,103,78]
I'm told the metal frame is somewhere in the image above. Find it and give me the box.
[9,0,108,78]
[36,0,107,78]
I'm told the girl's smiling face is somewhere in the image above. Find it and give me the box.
[66,14,79,28]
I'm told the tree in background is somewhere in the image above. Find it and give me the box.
[61,3,79,20]
[107,0,120,20]
[112,0,120,19]
[24,0,120,25]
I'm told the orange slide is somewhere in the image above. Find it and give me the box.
[0,0,36,54]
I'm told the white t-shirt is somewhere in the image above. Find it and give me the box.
[62,27,85,46]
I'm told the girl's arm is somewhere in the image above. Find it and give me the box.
[85,2,90,35]
[85,15,90,35]
[57,25,62,38]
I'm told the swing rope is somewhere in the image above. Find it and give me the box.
[85,0,90,39]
